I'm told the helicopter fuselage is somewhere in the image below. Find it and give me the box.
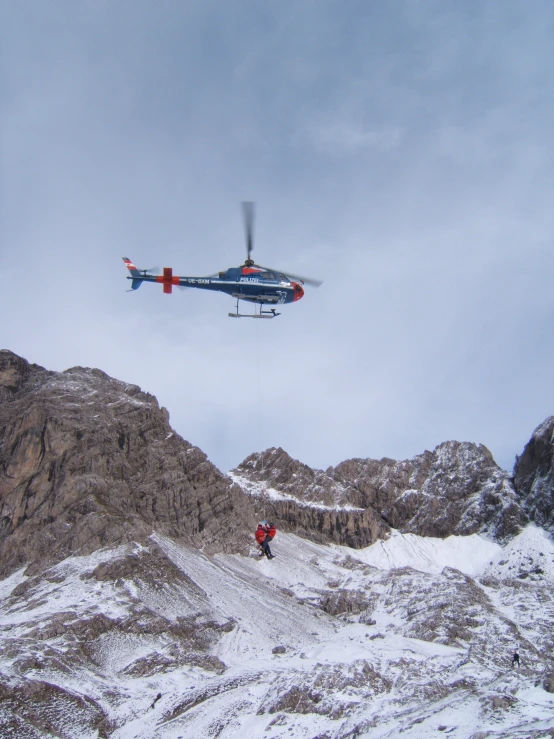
[126,263,305,305]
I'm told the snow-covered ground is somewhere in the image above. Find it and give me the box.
[332,528,502,576]
[0,525,553,738]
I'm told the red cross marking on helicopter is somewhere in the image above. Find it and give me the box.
[155,268,180,294]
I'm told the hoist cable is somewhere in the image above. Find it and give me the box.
[254,319,266,520]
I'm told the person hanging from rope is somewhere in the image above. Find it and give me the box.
[255,522,274,559]
[263,520,277,545]
[263,520,276,557]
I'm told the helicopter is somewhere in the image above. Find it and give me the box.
[122,202,322,318]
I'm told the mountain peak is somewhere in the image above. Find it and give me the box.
[0,349,51,400]
[0,352,255,577]
[1,350,552,577]
[514,415,554,535]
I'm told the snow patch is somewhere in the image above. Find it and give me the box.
[332,529,501,576]
[228,472,364,512]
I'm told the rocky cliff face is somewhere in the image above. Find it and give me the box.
[231,447,389,548]
[2,348,552,583]
[233,441,529,543]
[333,441,528,541]
[513,416,554,535]
[0,350,256,577]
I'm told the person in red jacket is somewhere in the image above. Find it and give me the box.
[255,523,274,559]
[264,521,277,543]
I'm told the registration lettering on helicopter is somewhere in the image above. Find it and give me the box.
[183,278,210,285]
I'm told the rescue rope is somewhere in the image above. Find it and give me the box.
[254,320,266,521]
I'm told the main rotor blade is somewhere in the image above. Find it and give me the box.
[257,264,323,288]
[242,201,255,263]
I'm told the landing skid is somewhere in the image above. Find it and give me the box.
[229,308,280,319]
[228,298,280,319]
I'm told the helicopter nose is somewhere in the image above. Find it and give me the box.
[291,281,304,302]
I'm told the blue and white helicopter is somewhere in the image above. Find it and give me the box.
[123,202,322,318]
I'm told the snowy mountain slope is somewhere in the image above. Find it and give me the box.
[480,526,554,662]
[0,526,553,738]
[152,534,336,666]
[340,529,502,576]
[1,352,553,737]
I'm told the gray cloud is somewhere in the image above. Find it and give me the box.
[1,1,553,474]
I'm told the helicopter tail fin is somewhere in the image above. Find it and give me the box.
[123,258,144,290]
[123,257,141,277]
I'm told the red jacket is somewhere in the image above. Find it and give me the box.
[255,526,266,544]
[266,524,277,538]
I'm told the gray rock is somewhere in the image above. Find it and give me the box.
[320,589,373,617]
[513,416,554,535]
[0,350,256,576]
[333,441,527,541]
[234,440,530,544]
[234,448,389,548]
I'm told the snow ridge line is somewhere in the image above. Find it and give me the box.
[228,472,364,512]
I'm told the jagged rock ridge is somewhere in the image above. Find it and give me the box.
[0,349,256,577]
[234,440,531,543]
[2,349,553,577]
[0,351,387,569]
[514,416,554,535]
[230,447,389,548]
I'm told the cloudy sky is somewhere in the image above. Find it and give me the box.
[1,0,553,474]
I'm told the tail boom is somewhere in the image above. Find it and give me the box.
[123,258,179,294]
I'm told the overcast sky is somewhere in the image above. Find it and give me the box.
[1,0,553,474]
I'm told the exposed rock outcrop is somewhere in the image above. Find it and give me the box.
[2,347,553,583]
[513,416,554,535]
[234,442,528,543]
[231,448,389,548]
[236,447,360,507]
[254,497,385,548]
[0,350,256,576]
[334,441,528,541]
[0,678,114,738]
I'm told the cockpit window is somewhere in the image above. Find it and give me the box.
[261,272,276,280]
[278,274,288,282]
